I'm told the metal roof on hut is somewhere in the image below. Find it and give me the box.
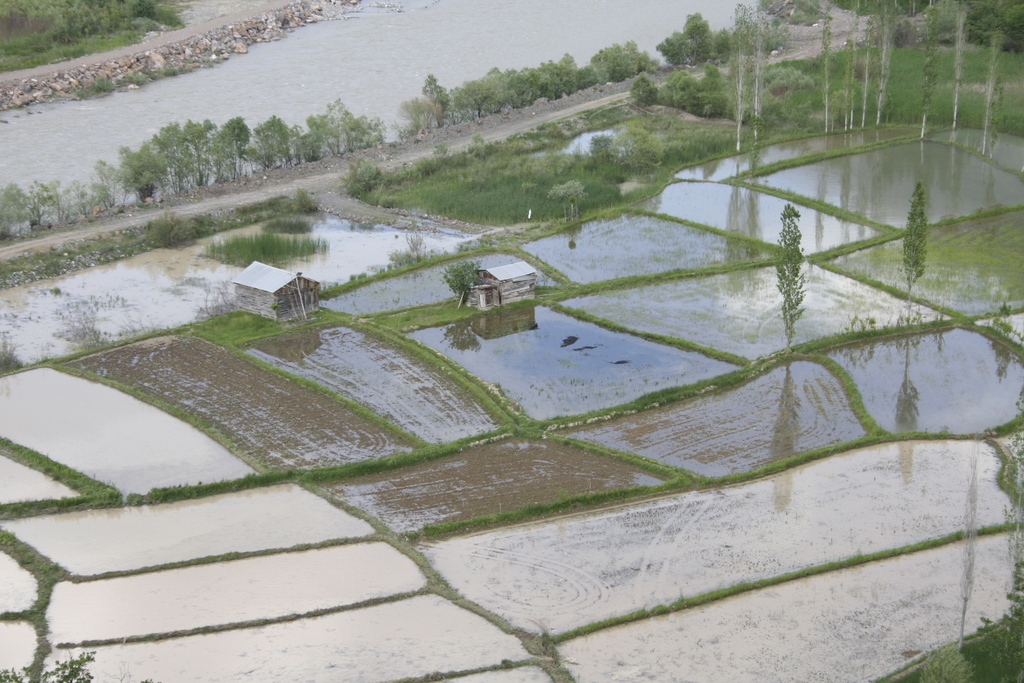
[232,261,320,321]
[471,261,537,310]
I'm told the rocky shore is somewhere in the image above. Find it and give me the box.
[0,0,356,110]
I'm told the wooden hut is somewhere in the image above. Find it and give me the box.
[232,261,320,321]
[470,262,537,310]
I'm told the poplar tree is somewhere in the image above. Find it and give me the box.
[821,13,833,133]
[921,11,938,139]
[874,0,897,126]
[732,5,753,152]
[776,204,805,350]
[952,4,967,131]
[901,180,927,301]
[982,32,1003,158]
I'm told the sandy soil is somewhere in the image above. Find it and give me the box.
[0,2,861,264]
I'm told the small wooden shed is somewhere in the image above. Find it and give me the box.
[470,262,537,310]
[232,261,320,321]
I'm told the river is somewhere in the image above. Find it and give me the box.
[0,0,742,189]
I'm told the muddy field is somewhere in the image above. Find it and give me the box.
[0,367,252,493]
[422,441,1005,634]
[0,484,372,575]
[247,324,497,443]
[566,361,865,476]
[324,439,665,531]
[71,336,416,469]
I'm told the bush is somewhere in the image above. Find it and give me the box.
[919,644,974,683]
[292,189,317,213]
[631,73,660,106]
[146,211,198,247]
[345,159,384,196]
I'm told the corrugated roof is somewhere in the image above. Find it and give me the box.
[231,261,297,293]
[483,262,536,281]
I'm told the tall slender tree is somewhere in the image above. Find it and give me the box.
[874,0,897,126]
[959,439,980,651]
[982,32,1003,158]
[776,204,805,350]
[901,180,928,302]
[861,12,875,128]
[821,13,833,133]
[732,5,753,152]
[921,10,938,139]
[952,4,967,131]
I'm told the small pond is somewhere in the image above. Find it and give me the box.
[639,182,879,253]
[327,439,664,531]
[522,213,772,284]
[0,368,252,495]
[830,210,1024,315]
[47,543,425,644]
[247,325,497,443]
[1,484,372,575]
[563,265,937,360]
[56,595,529,683]
[323,253,551,316]
[422,440,1004,634]
[566,361,865,476]
[675,128,917,182]
[409,306,737,420]
[826,327,1024,434]
[560,535,1010,682]
[756,140,1024,225]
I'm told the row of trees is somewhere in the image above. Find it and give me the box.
[0,100,384,235]
[398,42,658,136]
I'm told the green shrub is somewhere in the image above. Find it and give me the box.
[292,189,317,213]
[345,159,384,196]
[145,211,197,247]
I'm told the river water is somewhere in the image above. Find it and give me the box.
[0,0,742,188]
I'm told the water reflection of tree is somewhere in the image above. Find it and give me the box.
[993,335,1015,380]
[770,364,802,462]
[443,320,481,353]
[893,334,922,432]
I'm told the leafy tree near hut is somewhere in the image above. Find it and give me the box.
[776,203,805,350]
[901,181,927,301]
[442,260,481,305]
[548,180,587,221]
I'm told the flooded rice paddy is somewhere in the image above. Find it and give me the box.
[58,595,529,683]
[247,324,497,443]
[0,551,35,613]
[566,361,865,476]
[325,439,664,531]
[563,265,936,359]
[0,451,77,504]
[561,534,1010,682]
[639,182,880,253]
[72,336,415,469]
[827,328,1024,434]
[47,543,425,644]
[674,128,917,182]
[756,140,1024,225]
[323,254,550,316]
[0,368,251,494]
[931,128,1024,175]
[0,217,466,364]
[457,669,552,683]
[0,484,372,575]
[423,440,1003,634]
[0,623,35,671]
[409,306,736,420]
[521,213,772,284]
[830,210,1024,315]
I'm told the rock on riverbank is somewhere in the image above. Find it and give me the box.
[0,0,356,110]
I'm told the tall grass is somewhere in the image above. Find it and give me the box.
[205,233,328,267]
